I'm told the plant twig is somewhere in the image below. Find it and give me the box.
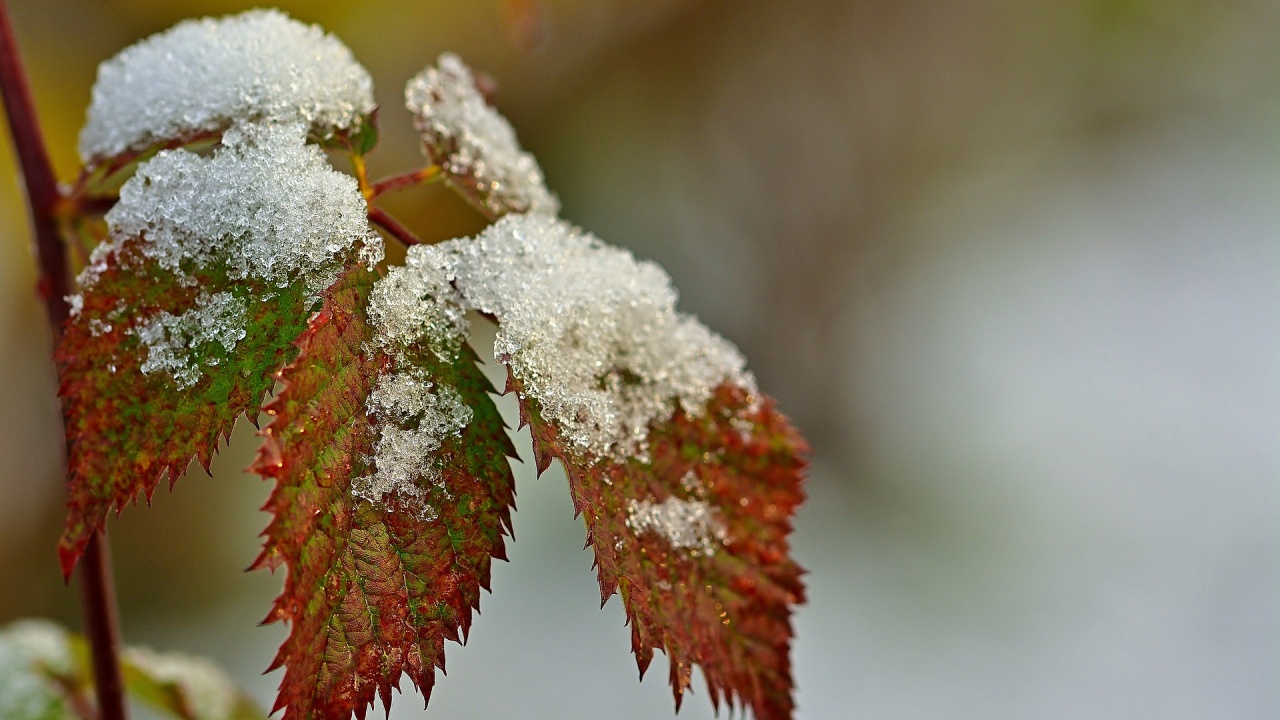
[369,206,423,246]
[368,165,441,200]
[0,3,128,719]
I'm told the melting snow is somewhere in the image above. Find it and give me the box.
[626,497,727,556]
[79,9,374,162]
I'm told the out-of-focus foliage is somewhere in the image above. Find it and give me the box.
[0,618,266,720]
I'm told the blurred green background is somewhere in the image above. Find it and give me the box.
[0,1,1276,717]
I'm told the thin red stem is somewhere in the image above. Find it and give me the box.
[369,206,423,246]
[0,4,128,720]
[368,165,441,201]
[79,532,126,719]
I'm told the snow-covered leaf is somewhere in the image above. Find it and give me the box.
[0,620,85,720]
[124,646,264,720]
[252,266,517,720]
[405,54,557,218]
[390,214,807,718]
[0,619,264,720]
[57,122,382,576]
[79,9,374,164]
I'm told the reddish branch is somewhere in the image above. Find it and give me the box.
[0,3,128,719]
[368,205,423,246]
[368,165,440,200]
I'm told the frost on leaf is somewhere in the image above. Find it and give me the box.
[252,266,517,720]
[57,122,383,576]
[419,214,806,719]
[406,54,558,218]
[79,9,375,164]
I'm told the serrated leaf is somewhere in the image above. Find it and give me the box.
[57,119,381,578]
[56,236,318,577]
[512,376,807,720]
[252,266,517,720]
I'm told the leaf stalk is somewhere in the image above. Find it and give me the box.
[0,3,128,719]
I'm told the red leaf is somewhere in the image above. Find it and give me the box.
[57,236,317,577]
[512,375,807,720]
[253,266,517,720]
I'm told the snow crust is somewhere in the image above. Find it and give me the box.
[626,497,727,556]
[79,9,374,162]
[383,214,753,461]
[406,54,558,216]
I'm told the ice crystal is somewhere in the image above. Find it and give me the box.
[88,121,383,293]
[354,369,472,514]
[135,291,247,389]
[79,9,374,162]
[414,214,753,460]
[406,53,558,216]
[366,245,467,361]
[626,497,727,556]
[125,646,239,720]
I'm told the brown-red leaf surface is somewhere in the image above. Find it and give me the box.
[57,236,316,577]
[253,267,517,720]
[512,375,807,720]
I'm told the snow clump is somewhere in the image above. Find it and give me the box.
[134,291,247,390]
[406,53,558,217]
[79,9,375,162]
[626,497,728,556]
[352,369,473,516]
[379,214,754,462]
[85,121,382,293]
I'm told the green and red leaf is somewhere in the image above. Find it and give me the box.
[511,375,807,720]
[57,236,319,577]
[252,267,517,720]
